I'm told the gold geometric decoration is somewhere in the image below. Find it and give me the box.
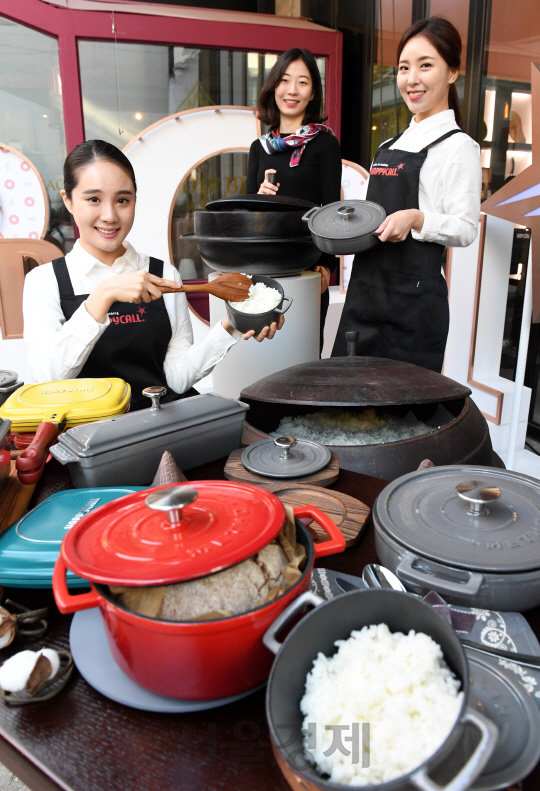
[482,63,540,321]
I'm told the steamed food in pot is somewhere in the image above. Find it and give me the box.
[229,281,281,314]
[300,623,462,786]
[110,508,305,621]
[273,407,434,446]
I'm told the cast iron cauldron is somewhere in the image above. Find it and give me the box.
[264,589,497,791]
[187,194,322,277]
[240,356,499,481]
[53,481,346,700]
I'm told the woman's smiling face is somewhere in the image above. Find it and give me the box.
[397,35,458,122]
[61,158,136,262]
[274,58,314,128]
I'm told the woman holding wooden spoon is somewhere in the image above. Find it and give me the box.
[23,140,283,410]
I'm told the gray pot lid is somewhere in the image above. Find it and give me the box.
[51,394,248,460]
[0,370,18,388]
[374,465,540,573]
[241,436,330,478]
[305,200,386,241]
[466,647,540,790]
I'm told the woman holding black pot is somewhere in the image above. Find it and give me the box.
[333,18,481,373]
[23,140,283,411]
[246,48,342,352]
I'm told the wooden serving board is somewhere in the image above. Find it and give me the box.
[0,461,36,535]
[224,448,339,488]
[260,481,369,547]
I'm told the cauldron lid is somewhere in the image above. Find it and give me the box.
[205,194,317,212]
[374,465,540,573]
[240,357,471,407]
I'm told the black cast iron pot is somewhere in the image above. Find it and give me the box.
[226,274,293,335]
[264,589,497,791]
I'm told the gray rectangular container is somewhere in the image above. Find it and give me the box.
[49,393,249,488]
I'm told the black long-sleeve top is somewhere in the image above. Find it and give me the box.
[246,131,342,272]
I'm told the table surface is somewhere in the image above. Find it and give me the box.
[0,459,536,791]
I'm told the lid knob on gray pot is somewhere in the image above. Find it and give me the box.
[143,386,167,410]
[338,205,355,221]
[145,485,198,527]
[456,480,501,517]
[274,436,297,460]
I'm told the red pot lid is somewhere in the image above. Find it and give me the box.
[60,481,286,586]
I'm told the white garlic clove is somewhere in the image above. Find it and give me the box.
[0,608,17,649]
[0,650,38,692]
[0,648,61,694]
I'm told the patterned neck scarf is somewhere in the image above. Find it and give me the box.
[259,123,334,167]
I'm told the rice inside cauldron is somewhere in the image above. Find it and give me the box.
[272,407,434,446]
[229,281,281,314]
[300,623,462,786]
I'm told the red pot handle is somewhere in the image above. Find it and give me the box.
[16,422,59,483]
[53,555,100,614]
[293,505,346,557]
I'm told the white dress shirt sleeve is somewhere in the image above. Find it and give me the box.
[160,262,240,395]
[23,263,110,383]
[413,136,481,247]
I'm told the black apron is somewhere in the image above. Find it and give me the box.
[332,129,463,372]
[52,256,198,411]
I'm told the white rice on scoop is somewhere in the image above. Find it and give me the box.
[229,281,281,314]
[300,624,462,786]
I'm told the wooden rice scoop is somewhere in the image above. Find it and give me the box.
[159,273,252,302]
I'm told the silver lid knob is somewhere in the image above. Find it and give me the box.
[143,386,167,410]
[145,485,198,527]
[456,480,501,516]
[338,205,355,221]
[274,436,297,460]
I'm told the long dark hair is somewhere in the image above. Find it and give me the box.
[63,139,137,199]
[257,48,325,129]
[397,17,463,129]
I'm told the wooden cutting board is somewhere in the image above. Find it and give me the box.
[261,481,369,547]
[224,448,339,488]
[0,461,36,535]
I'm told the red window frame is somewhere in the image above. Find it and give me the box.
[0,0,343,151]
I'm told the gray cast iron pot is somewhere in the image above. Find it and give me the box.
[264,589,497,791]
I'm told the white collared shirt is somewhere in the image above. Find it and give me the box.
[363,109,481,247]
[22,240,240,391]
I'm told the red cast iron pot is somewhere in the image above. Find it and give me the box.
[53,481,345,701]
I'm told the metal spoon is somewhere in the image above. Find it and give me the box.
[362,563,407,592]
[361,563,540,670]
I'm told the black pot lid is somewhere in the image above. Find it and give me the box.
[0,370,18,389]
[240,357,471,407]
[374,466,540,573]
[304,199,386,241]
[205,194,317,212]
[466,647,540,790]
[241,436,330,478]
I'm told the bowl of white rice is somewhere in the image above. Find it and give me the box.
[226,274,292,335]
[264,589,497,791]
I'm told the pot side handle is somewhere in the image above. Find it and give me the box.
[262,591,324,656]
[274,296,293,315]
[410,708,498,791]
[293,506,346,557]
[53,556,100,614]
[397,552,484,597]
[301,207,318,223]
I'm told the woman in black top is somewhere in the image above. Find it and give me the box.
[246,48,342,352]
